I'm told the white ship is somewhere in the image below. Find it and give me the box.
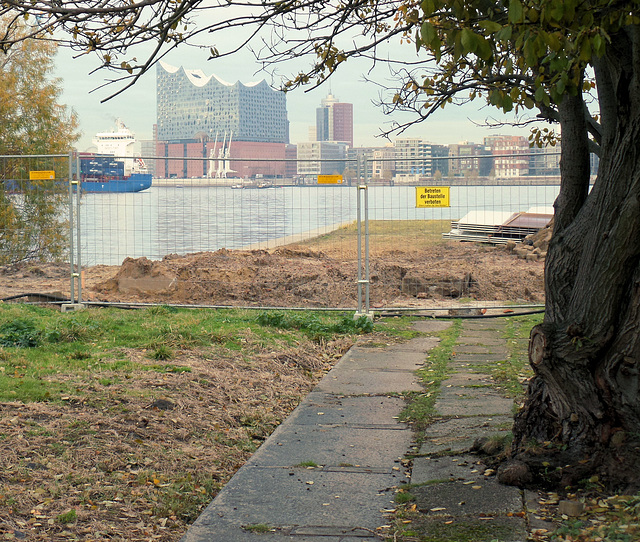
[92,119,148,176]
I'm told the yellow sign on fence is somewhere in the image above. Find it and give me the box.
[317,174,343,185]
[416,186,450,208]
[29,170,55,180]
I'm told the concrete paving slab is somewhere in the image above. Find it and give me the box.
[411,320,454,333]
[185,468,399,541]
[184,520,380,541]
[418,416,513,455]
[411,455,488,484]
[452,352,509,363]
[291,392,406,426]
[436,387,514,417]
[412,478,523,516]
[424,415,513,438]
[337,348,426,371]
[462,321,507,331]
[443,372,495,387]
[249,423,412,468]
[317,368,423,395]
[454,344,509,355]
[384,336,442,352]
[457,335,508,346]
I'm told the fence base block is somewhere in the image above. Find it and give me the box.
[61,303,86,313]
[354,311,375,322]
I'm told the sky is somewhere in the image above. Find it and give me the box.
[54,25,535,152]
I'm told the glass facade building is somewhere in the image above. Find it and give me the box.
[157,61,289,144]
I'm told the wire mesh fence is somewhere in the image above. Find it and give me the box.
[0,153,71,267]
[0,152,563,311]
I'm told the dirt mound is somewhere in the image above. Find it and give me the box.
[86,242,544,307]
[0,239,546,307]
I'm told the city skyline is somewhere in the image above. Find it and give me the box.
[56,44,539,153]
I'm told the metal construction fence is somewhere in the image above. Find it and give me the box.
[0,152,567,313]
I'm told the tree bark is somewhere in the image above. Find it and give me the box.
[510,26,640,491]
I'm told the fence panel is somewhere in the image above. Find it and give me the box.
[74,155,558,311]
[1,153,563,310]
[0,154,72,302]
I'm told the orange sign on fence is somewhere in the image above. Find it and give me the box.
[29,170,55,180]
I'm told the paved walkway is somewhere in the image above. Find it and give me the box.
[181,318,549,541]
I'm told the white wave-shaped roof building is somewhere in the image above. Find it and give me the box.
[156,61,289,143]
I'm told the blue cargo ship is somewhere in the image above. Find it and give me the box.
[79,120,152,193]
[79,154,152,193]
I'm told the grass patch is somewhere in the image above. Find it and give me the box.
[399,319,462,434]
[256,311,373,340]
[55,509,77,524]
[492,314,542,397]
[0,305,390,404]
[295,460,320,468]
[390,515,520,541]
[243,523,275,533]
[299,219,451,258]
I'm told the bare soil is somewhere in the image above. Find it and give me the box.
[0,241,545,307]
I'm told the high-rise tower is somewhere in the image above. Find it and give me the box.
[315,94,353,147]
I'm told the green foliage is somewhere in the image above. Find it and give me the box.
[0,19,79,264]
[256,311,373,339]
[0,318,41,347]
[394,490,415,504]
[149,344,174,360]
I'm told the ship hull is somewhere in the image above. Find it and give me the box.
[80,173,152,193]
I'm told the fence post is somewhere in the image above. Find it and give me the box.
[67,151,75,303]
[62,150,84,311]
[355,154,373,321]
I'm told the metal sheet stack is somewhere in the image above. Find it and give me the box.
[443,208,553,244]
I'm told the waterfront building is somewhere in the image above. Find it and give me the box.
[448,142,493,178]
[371,145,395,181]
[155,61,289,178]
[484,135,530,178]
[529,145,561,177]
[393,138,449,180]
[285,144,298,179]
[316,94,354,147]
[297,141,348,178]
[346,147,379,181]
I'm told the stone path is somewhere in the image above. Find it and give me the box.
[409,318,528,541]
[181,317,552,541]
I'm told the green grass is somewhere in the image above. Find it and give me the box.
[493,314,542,396]
[399,319,462,434]
[295,460,320,468]
[0,304,407,404]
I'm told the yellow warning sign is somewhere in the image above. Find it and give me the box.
[416,186,450,208]
[317,175,343,185]
[29,170,55,180]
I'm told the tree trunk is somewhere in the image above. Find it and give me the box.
[509,26,640,491]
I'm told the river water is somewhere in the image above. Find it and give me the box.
[78,184,559,266]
